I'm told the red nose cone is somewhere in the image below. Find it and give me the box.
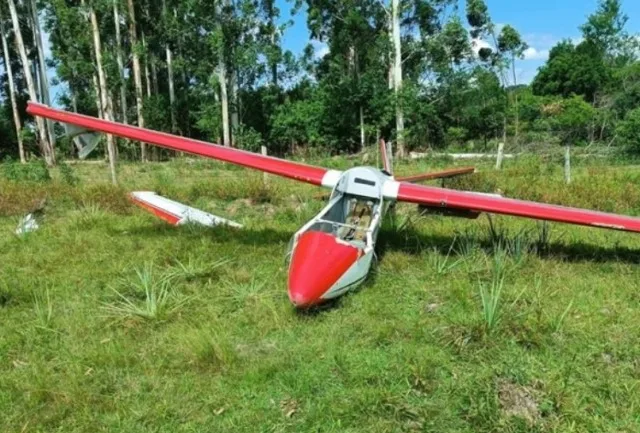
[288,231,360,307]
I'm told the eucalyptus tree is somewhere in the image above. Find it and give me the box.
[127,0,146,160]
[29,0,56,148]
[497,24,527,145]
[112,0,127,124]
[88,0,117,183]
[7,0,54,165]
[0,8,25,162]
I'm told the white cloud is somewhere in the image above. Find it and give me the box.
[311,40,329,59]
[523,47,549,60]
[471,38,492,56]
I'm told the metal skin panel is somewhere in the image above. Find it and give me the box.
[321,250,374,300]
[397,183,640,233]
[288,231,362,307]
[27,102,336,187]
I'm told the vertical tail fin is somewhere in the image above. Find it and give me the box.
[380,139,393,176]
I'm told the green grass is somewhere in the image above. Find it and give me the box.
[1,156,640,432]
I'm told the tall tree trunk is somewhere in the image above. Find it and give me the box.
[151,54,158,95]
[266,0,278,87]
[512,56,519,146]
[127,0,146,161]
[8,0,53,165]
[163,0,176,133]
[89,4,118,185]
[92,72,103,118]
[387,13,393,90]
[30,0,55,149]
[142,32,152,98]
[0,16,25,163]
[391,0,405,158]
[71,87,78,112]
[113,0,127,124]
[564,144,571,184]
[166,44,177,132]
[217,2,231,147]
[360,105,365,152]
[230,69,239,145]
[219,62,231,147]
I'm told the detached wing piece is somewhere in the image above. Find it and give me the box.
[396,183,640,233]
[64,124,101,159]
[131,192,242,228]
[396,167,476,183]
[27,102,340,187]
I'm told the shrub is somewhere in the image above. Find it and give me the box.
[1,158,51,183]
[617,108,640,152]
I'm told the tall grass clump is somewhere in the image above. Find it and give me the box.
[33,288,54,330]
[478,250,508,334]
[166,256,230,281]
[103,264,190,321]
[429,237,465,275]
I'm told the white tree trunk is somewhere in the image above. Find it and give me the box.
[113,0,128,124]
[142,32,152,98]
[391,0,405,158]
[127,0,146,161]
[230,69,239,145]
[219,61,231,148]
[30,0,55,149]
[564,144,571,184]
[387,15,393,90]
[90,4,118,185]
[8,0,53,165]
[218,1,231,147]
[495,142,505,170]
[166,44,176,132]
[0,17,25,163]
[360,105,365,152]
[92,72,103,118]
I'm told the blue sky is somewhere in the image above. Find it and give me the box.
[278,0,640,84]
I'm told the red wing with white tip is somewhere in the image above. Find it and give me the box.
[130,192,241,228]
[396,182,640,233]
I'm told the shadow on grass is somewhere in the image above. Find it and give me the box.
[118,218,640,265]
[377,223,640,265]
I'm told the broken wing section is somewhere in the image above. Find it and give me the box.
[130,192,242,228]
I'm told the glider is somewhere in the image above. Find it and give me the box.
[27,102,640,308]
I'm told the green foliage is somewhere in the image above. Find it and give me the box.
[548,95,597,145]
[58,161,80,186]
[1,158,51,183]
[616,108,640,151]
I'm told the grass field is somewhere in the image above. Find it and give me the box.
[1,155,640,432]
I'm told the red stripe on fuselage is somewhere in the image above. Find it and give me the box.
[130,196,181,225]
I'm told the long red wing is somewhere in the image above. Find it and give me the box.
[396,182,640,233]
[27,102,334,186]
